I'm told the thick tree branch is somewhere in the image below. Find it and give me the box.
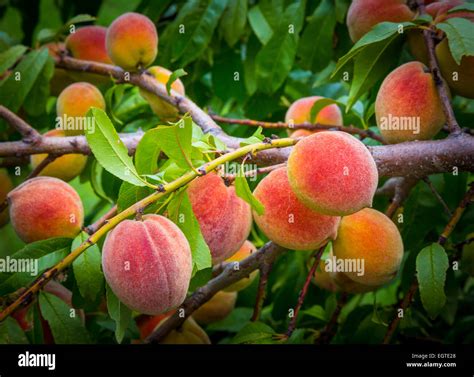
[146,243,286,343]
[0,105,41,143]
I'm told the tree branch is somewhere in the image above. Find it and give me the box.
[0,105,41,144]
[315,292,349,345]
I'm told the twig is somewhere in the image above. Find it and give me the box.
[422,177,452,217]
[383,184,474,344]
[145,243,286,343]
[315,292,349,344]
[84,205,118,235]
[384,177,419,218]
[286,246,325,337]
[0,105,41,143]
[223,163,286,185]
[210,114,387,145]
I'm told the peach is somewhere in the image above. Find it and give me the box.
[375,61,446,143]
[140,66,185,120]
[102,214,192,315]
[0,169,13,227]
[285,96,343,137]
[30,130,87,182]
[188,173,252,263]
[193,291,237,325]
[252,167,340,251]
[346,0,414,43]
[436,38,474,99]
[331,270,379,294]
[44,42,75,95]
[332,208,404,286]
[106,12,158,71]
[223,240,258,292]
[56,82,106,136]
[287,131,378,216]
[7,177,84,243]
[65,26,113,85]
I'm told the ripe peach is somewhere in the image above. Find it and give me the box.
[44,42,75,95]
[140,66,185,120]
[223,240,258,292]
[65,26,113,85]
[102,214,192,315]
[30,130,87,182]
[375,61,446,143]
[7,177,84,243]
[0,169,13,227]
[332,208,404,287]
[106,12,158,71]
[331,270,379,294]
[193,291,237,325]
[56,82,106,136]
[285,96,343,137]
[290,129,314,138]
[188,173,252,263]
[436,38,474,99]
[346,0,414,43]
[252,167,340,251]
[287,131,378,216]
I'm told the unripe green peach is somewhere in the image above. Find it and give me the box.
[253,167,340,251]
[7,177,84,243]
[140,66,185,120]
[106,12,158,71]
[56,82,106,136]
[65,26,113,85]
[30,130,87,182]
[332,208,403,287]
[375,62,446,143]
[193,291,237,325]
[102,214,192,315]
[347,0,414,43]
[223,240,258,292]
[188,173,252,263]
[0,169,13,227]
[285,96,343,137]
[436,38,474,99]
[287,131,378,216]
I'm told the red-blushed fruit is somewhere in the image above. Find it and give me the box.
[188,173,252,263]
[66,26,112,64]
[331,271,379,294]
[346,0,414,43]
[332,208,404,287]
[7,177,84,243]
[375,62,446,143]
[140,66,185,120]
[30,129,87,182]
[290,129,314,138]
[223,240,258,292]
[56,82,106,136]
[137,313,211,344]
[193,291,237,325]
[287,131,378,216]
[285,96,343,125]
[102,214,192,315]
[253,167,340,251]
[106,12,158,71]
[0,169,13,227]
[436,38,474,99]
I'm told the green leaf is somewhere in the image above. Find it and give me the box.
[0,317,29,344]
[232,321,275,344]
[448,4,474,13]
[0,48,50,112]
[0,45,27,75]
[416,243,449,319]
[168,191,212,273]
[302,305,327,321]
[220,0,248,46]
[117,181,155,213]
[134,129,162,175]
[72,232,104,303]
[234,164,265,215]
[298,0,337,72]
[207,307,253,332]
[347,36,401,110]
[23,53,55,116]
[166,68,187,95]
[309,98,339,123]
[106,284,132,344]
[248,5,273,45]
[239,126,265,146]
[86,108,147,187]
[437,18,474,64]
[255,1,305,94]
[39,292,90,344]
